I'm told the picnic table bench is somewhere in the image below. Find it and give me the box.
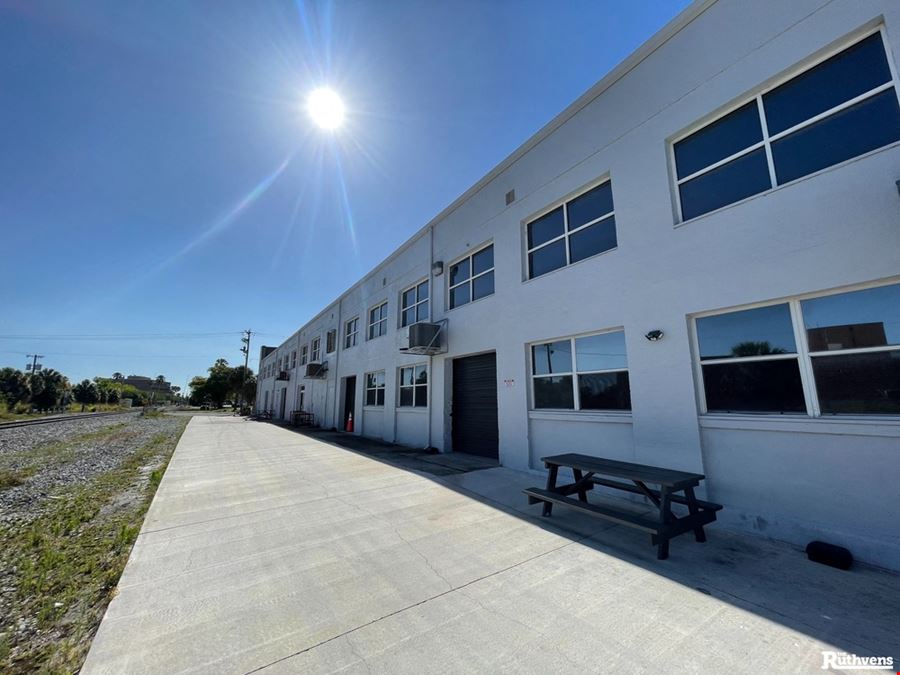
[524,453,722,560]
[291,410,314,427]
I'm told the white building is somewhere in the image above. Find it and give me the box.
[256,0,900,570]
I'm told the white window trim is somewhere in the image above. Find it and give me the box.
[364,370,385,407]
[690,277,900,418]
[326,329,337,354]
[300,344,308,366]
[290,350,297,369]
[529,327,630,413]
[671,25,900,224]
[397,364,428,408]
[345,316,359,349]
[368,302,388,340]
[448,243,495,311]
[400,279,430,327]
[311,337,321,363]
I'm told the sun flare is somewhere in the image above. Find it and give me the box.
[306,88,345,130]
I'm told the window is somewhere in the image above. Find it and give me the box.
[401,280,429,327]
[311,337,320,362]
[300,344,308,366]
[345,317,359,349]
[368,302,388,339]
[526,181,616,279]
[277,357,282,373]
[290,351,297,369]
[365,371,385,406]
[398,365,428,407]
[326,329,336,354]
[531,330,631,411]
[693,282,900,415]
[449,244,494,309]
[674,30,900,221]
[296,385,305,411]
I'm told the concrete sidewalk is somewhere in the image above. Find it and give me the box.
[82,417,899,674]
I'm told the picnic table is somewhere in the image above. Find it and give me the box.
[524,453,722,559]
[291,410,314,427]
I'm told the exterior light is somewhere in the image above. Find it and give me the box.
[432,261,444,276]
[645,330,664,341]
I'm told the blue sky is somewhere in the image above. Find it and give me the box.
[0,0,690,392]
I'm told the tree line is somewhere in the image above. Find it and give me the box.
[188,359,256,408]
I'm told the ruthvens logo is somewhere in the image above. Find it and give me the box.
[821,651,893,670]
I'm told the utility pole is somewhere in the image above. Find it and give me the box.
[26,354,44,382]
[240,329,252,414]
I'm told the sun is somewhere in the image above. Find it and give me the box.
[306,88,345,130]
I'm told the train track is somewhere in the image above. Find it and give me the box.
[0,410,137,430]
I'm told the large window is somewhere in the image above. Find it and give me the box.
[311,337,321,363]
[449,244,494,309]
[674,30,900,221]
[326,329,337,354]
[300,344,308,366]
[345,317,359,349]
[531,330,631,411]
[290,350,296,369]
[526,181,616,279]
[368,302,388,339]
[401,280,429,327]
[694,282,900,415]
[365,371,385,406]
[398,365,427,407]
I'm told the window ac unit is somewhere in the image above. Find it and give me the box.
[305,362,327,378]
[276,370,290,381]
[402,322,445,355]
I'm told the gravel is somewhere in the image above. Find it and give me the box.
[0,413,184,526]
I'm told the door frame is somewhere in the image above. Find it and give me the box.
[449,350,499,458]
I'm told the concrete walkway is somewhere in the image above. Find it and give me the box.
[82,417,899,674]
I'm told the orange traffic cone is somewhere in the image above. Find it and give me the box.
[345,410,354,432]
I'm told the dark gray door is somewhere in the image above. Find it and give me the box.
[452,352,498,458]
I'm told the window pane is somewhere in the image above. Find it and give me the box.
[702,359,806,413]
[534,375,575,409]
[415,365,427,384]
[771,89,900,185]
[568,216,617,264]
[578,372,631,410]
[812,351,900,414]
[472,245,493,275]
[576,331,627,372]
[402,308,416,327]
[527,207,564,249]
[416,302,429,322]
[376,389,385,406]
[567,182,614,230]
[417,281,429,301]
[803,284,900,351]
[400,367,413,387]
[764,33,893,136]
[402,288,416,309]
[697,304,796,360]
[399,387,413,407]
[532,340,572,375]
[450,284,470,309]
[415,386,428,407]
[528,239,567,278]
[375,371,385,387]
[679,148,771,220]
[449,258,470,286]
[472,271,494,301]
[674,101,763,178]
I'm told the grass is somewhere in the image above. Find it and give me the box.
[0,468,36,491]
[0,418,188,674]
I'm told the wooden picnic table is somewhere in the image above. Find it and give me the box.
[290,410,314,427]
[524,453,722,560]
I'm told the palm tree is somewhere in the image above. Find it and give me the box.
[112,372,124,381]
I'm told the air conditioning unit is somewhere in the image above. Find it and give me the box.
[402,322,445,355]
[276,370,290,381]
[305,362,327,379]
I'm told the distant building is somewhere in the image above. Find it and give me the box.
[123,375,172,396]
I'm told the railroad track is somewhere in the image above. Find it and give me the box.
[0,410,137,430]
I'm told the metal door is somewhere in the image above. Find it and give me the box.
[451,353,499,458]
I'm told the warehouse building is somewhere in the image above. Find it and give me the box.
[257,0,900,570]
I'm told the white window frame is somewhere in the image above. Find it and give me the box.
[300,344,308,366]
[368,302,388,340]
[345,316,359,349]
[448,243,494,310]
[524,179,616,280]
[671,25,900,224]
[326,329,337,354]
[397,364,428,408]
[690,278,900,418]
[290,350,297,369]
[400,279,430,327]
[529,328,630,412]
[296,384,305,411]
[364,370,385,407]
[311,337,321,363]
